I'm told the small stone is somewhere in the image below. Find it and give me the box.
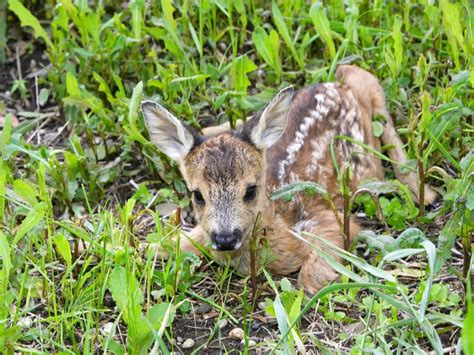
[182,338,195,349]
[241,339,257,347]
[218,319,228,329]
[200,289,211,298]
[257,302,266,311]
[228,327,244,340]
[17,317,33,328]
[177,336,184,343]
[100,322,114,336]
[195,303,212,314]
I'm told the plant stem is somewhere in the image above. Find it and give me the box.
[249,212,262,309]
[343,167,351,250]
[418,140,425,216]
[462,211,472,281]
[0,0,6,64]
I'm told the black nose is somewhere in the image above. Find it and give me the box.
[211,229,242,251]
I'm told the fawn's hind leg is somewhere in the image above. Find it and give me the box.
[296,209,360,294]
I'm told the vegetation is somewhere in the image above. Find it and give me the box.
[0,0,472,353]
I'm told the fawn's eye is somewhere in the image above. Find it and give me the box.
[193,190,205,206]
[244,185,257,202]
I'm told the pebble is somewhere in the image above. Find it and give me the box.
[182,338,195,349]
[17,317,33,328]
[257,301,266,311]
[228,327,244,340]
[177,336,184,343]
[241,339,257,347]
[195,303,212,314]
[218,319,228,329]
[100,322,114,336]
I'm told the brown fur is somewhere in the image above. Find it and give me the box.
[141,65,433,294]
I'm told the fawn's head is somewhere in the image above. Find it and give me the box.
[141,87,293,251]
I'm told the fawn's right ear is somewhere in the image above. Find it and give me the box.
[141,101,195,161]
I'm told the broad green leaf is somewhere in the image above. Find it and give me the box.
[309,2,336,60]
[13,180,38,207]
[128,81,143,125]
[372,121,384,138]
[1,114,12,158]
[53,233,72,268]
[392,228,426,249]
[280,277,293,292]
[109,266,144,325]
[147,303,174,327]
[252,27,281,77]
[66,72,81,97]
[253,27,275,69]
[8,0,53,48]
[38,88,49,106]
[440,0,467,70]
[420,92,432,132]
[272,181,329,201]
[13,202,47,246]
[231,55,257,93]
[161,0,177,30]
[271,2,304,70]
[356,180,398,196]
[129,1,143,39]
[288,290,303,324]
[0,231,11,275]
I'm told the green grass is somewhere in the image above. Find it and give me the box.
[0,0,473,353]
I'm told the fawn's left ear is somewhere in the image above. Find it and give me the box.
[141,101,195,161]
[242,86,294,149]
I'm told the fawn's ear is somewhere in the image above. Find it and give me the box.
[242,87,294,149]
[141,101,195,161]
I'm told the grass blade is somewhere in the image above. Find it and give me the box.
[271,2,304,70]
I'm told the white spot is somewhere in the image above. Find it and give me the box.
[293,219,318,234]
[306,130,334,175]
[234,240,243,250]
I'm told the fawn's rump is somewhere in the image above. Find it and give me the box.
[267,75,385,192]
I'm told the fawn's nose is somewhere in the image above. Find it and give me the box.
[211,229,242,251]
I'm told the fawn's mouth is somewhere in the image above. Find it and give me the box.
[211,239,243,251]
[209,227,251,251]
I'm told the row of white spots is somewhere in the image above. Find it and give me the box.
[277,85,341,185]
[306,130,334,176]
[277,109,321,183]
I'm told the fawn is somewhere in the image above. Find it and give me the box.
[141,65,436,294]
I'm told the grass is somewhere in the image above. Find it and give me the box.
[0,0,473,353]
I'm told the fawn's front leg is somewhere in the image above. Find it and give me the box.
[142,225,207,258]
[175,224,208,256]
[296,210,360,294]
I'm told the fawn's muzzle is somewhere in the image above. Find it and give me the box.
[211,229,243,251]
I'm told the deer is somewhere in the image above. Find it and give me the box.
[141,65,436,294]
